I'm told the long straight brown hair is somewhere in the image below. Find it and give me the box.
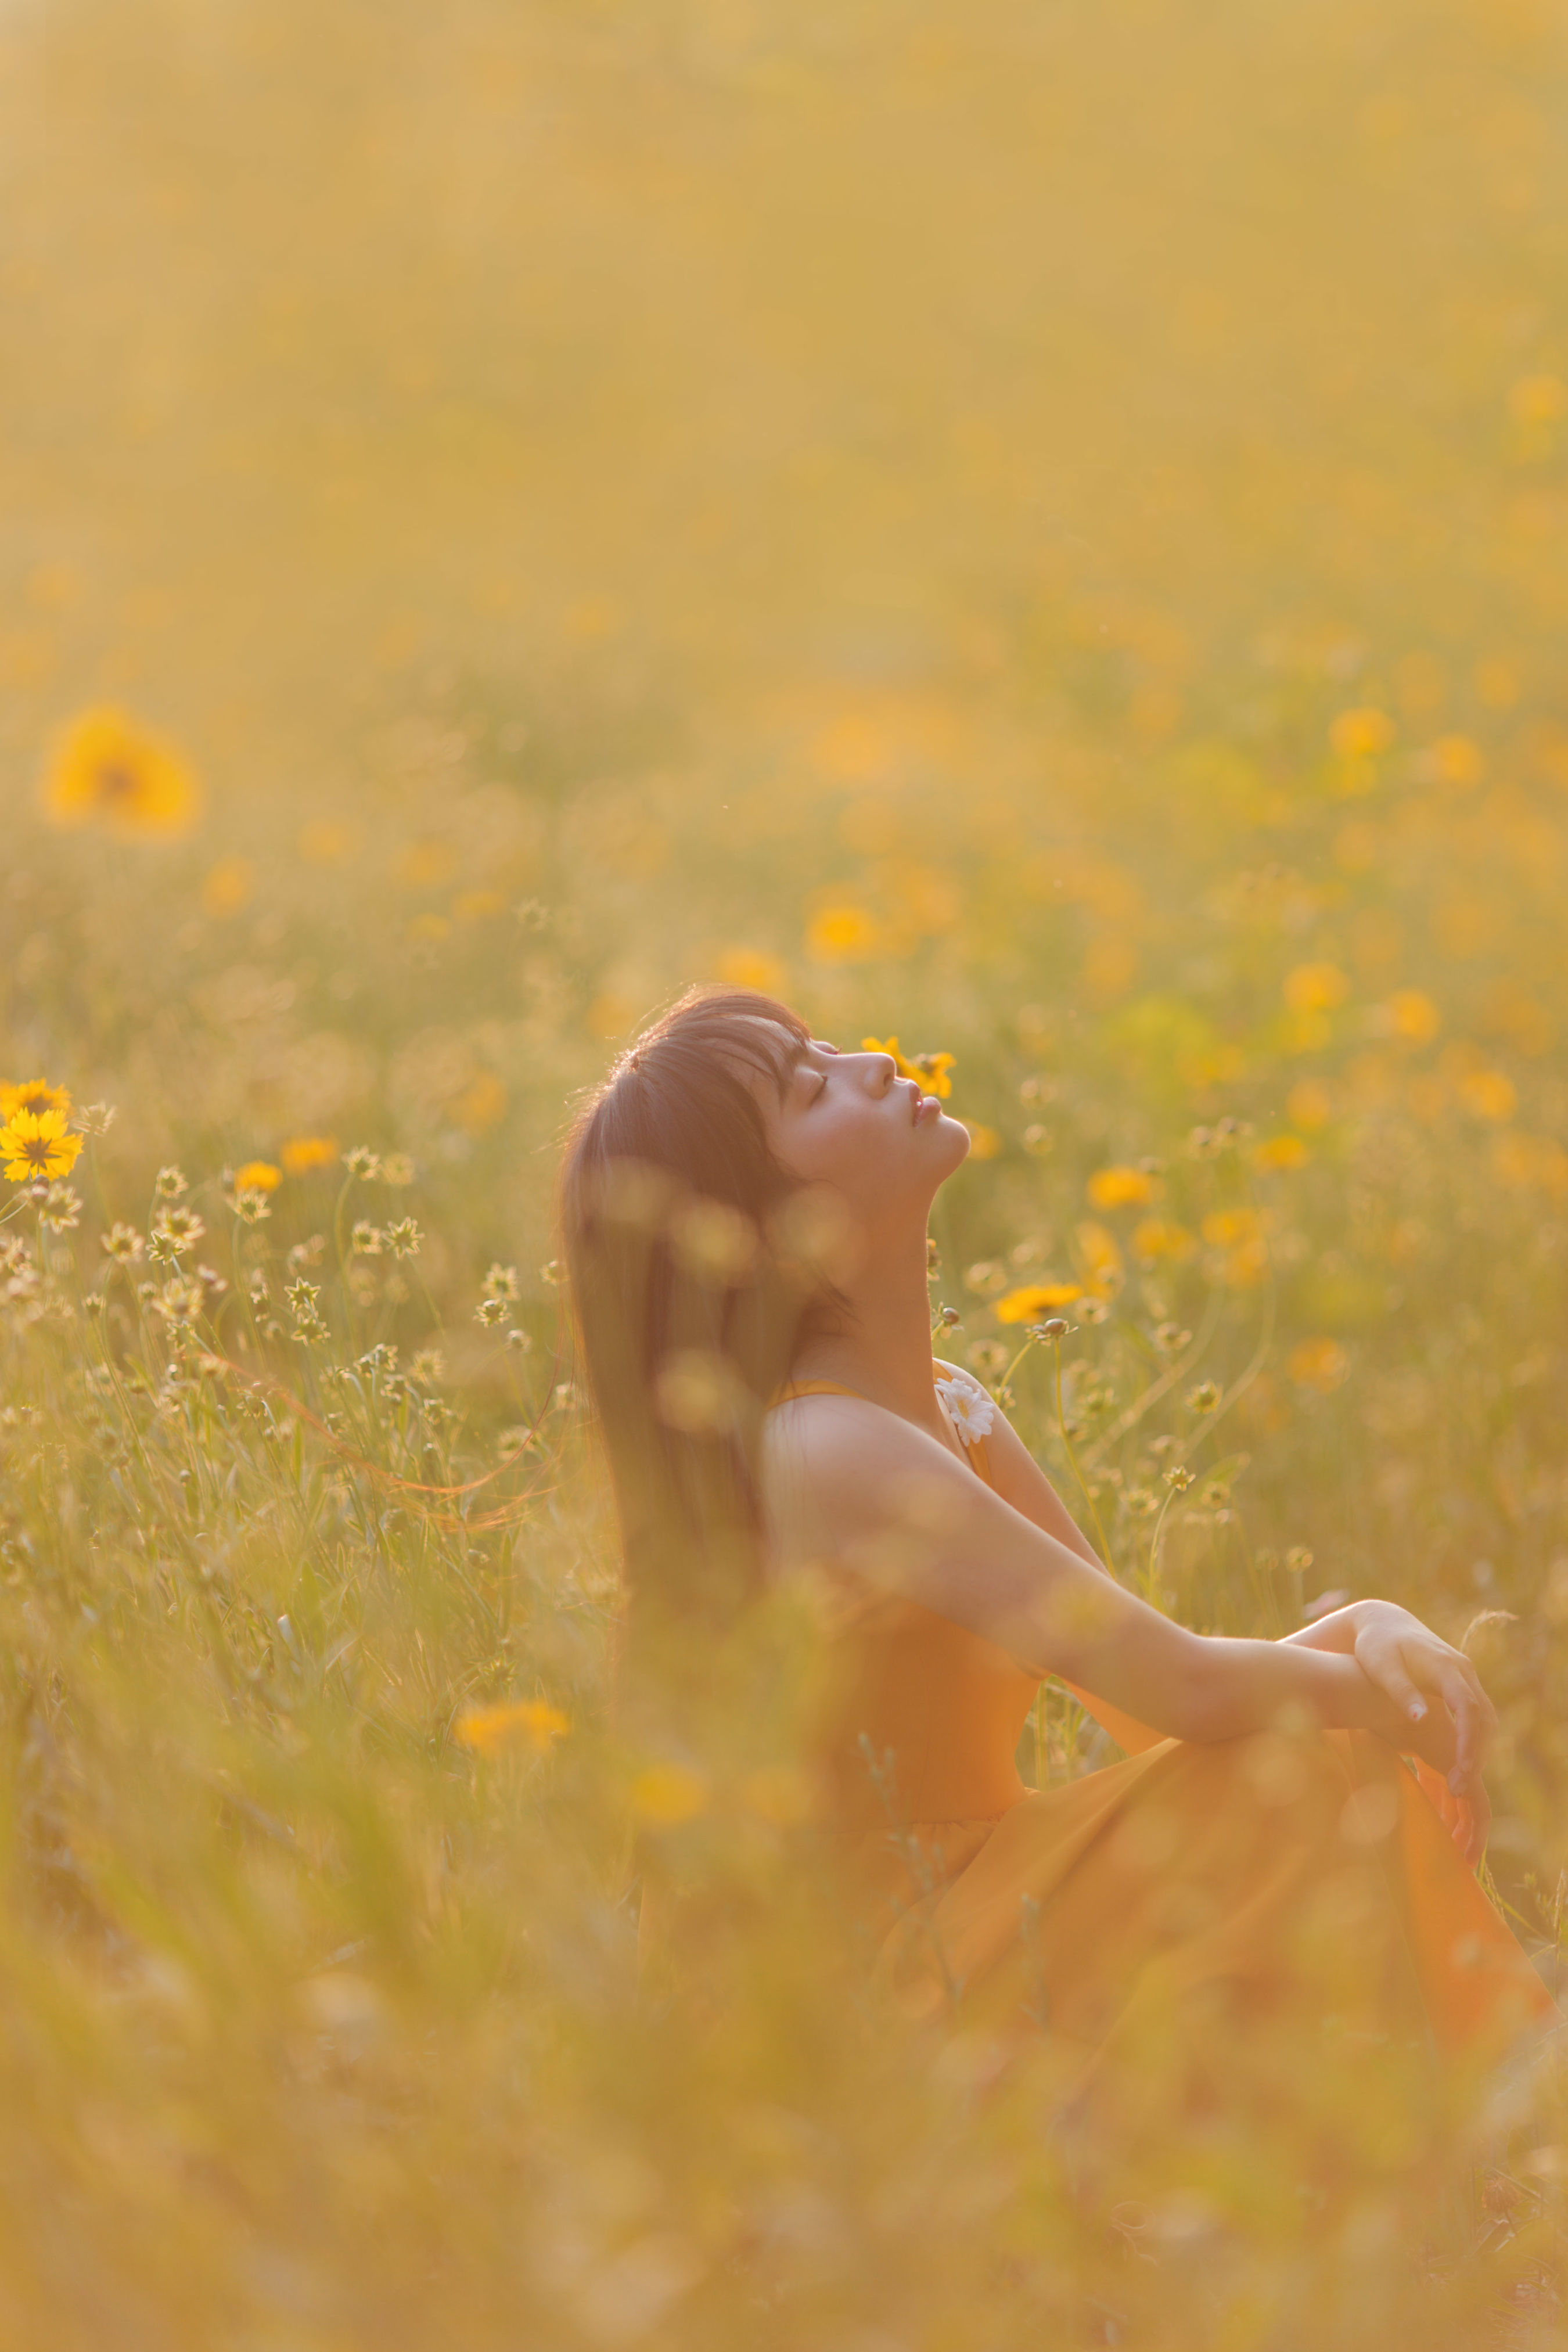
[559,987,842,1663]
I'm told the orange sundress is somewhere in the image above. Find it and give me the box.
[775,1373,1559,2119]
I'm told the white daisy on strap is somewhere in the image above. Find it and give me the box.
[934,1365,996,1444]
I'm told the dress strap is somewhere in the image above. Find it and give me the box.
[771,1378,872,1405]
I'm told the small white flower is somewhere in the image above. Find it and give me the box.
[935,1367,995,1443]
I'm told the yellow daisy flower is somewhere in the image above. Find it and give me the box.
[42,707,202,837]
[1253,1135,1310,1172]
[233,1160,283,1193]
[280,1135,339,1176]
[861,1037,956,1098]
[1086,1164,1157,1210]
[995,1280,1083,1323]
[0,1078,71,1121]
[630,1761,711,1824]
[1,1110,85,1184]
[807,904,881,963]
[454,1699,571,1756]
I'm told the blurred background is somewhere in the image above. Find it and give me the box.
[5,1,1568,2339]
[11,0,1568,1583]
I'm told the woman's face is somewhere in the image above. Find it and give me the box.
[757,1031,971,1219]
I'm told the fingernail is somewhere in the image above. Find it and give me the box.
[1409,1700,1426,1721]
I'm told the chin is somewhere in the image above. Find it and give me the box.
[932,1110,972,1173]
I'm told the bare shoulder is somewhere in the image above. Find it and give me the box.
[763,1386,969,1487]
[760,1387,995,1548]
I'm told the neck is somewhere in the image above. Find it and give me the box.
[794,1217,943,1421]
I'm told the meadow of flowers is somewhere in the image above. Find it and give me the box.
[5,0,1568,2342]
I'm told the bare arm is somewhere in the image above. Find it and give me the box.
[964,1383,1491,1862]
[1281,1598,1494,1858]
[764,1395,1460,1772]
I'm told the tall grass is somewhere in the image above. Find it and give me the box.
[6,0,1568,2339]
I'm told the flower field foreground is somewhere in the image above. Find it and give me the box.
[7,0,1568,2341]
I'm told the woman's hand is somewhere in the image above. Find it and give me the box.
[1348,1600,1497,1790]
[1289,1598,1496,1864]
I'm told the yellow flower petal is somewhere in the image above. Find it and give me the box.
[280,1135,339,1175]
[42,707,202,837]
[1,1109,85,1183]
[1253,1135,1309,1171]
[715,948,787,994]
[1131,1217,1195,1263]
[1288,1337,1350,1394]
[0,1078,71,1121]
[862,1037,956,1096]
[631,1762,711,1825]
[807,905,881,963]
[454,1699,571,1756]
[1086,1165,1156,1210]
[1283,962,1350,1015]
[995,1281,1083,1323]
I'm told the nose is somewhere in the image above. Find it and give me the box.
[865,1051,897,1091]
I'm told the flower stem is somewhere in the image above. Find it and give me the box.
[1052,1338,1117,1577]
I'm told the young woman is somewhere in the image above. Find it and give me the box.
[562,986,1557,2098]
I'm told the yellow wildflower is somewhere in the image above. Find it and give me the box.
[452,890,505,923]
[1283,962,1350,1014]
[1,1110,84,1184]
[715,948,787,994]
[455,1699,571,1756]
[631,1762,711,1825]
[201,856,254,918]
[806,904,882,963]
[1456,1067,1516,1123]
[587,994,637,1040]
[396,838,456,889]
[1493,1133,1568,1198]
[1423,735,1484,789]
[995,1281,1083,1323]
[961,1121,1001,1159]
[1201,1209,1260,1248]
[1131,1217,1195,1263]
[1288,1337,1351,1394]
[1253,1135,1309,1171]
[298,820,358,864]
[1383,988,1441,1044]
[1074,1220,1124,1293]
[452,1073,507,1134]
[1287,1080,1333,1131]
[0,1078,70,1121]
[862,1038,955,1097]
[1328,707,1394,760]
[1509,373,1567,425]
[1202,1206,1268,1286]
[1086,1165,1157,1210]
[42,707,202,836]
[233,1161,282,1193]
[281,1135,339,1176]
